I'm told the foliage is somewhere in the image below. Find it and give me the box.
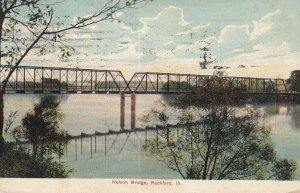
[171,71,248,109]
[287,70,300,103]
[287,70,300,92]
[0,142,70,177]
[12,95,68,159]
[273,159,297,180]
[143,72,297,180]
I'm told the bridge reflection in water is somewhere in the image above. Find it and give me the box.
[33,122,206,160]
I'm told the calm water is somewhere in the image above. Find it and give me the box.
[3,94,300,179]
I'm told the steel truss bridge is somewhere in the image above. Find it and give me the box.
[0,65,298,95]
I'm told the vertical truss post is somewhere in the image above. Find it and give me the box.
[75,69,78,92]
[145,73,148,92]
[81,70,83,92]
[178,74,181,91]
[90,70,93,92]
[15,68,18,91]
[156,74,159,93]
[105,71,108,92]
[94,71,98,91]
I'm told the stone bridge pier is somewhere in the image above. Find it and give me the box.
[120,93,136,130]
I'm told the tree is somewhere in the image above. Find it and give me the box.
[0,142,70,177]
[1,95,71,177]
[199,32,216,69]
[12,95,67,159]
[0,0,151,150]
[143,72,297,180]
[287,70,300,92]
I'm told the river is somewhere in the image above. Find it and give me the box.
[3,94,300,179]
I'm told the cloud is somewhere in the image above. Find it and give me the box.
[128,6,212,63]
[218,25,250,44]
[214,9,300,66]
[250,9,281,40]
[137,6,190,34]
[232,41,290,63]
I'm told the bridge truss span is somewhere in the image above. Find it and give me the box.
[0,65,297,95]
[0,65,129,94]
[126,72,291,95]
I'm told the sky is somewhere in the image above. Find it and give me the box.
[23,0,300,78]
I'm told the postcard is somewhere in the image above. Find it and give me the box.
[0,0,300,192]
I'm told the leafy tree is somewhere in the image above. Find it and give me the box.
[0,142,70,177]
[0,0,151,150]
[12,95,67,159]
[143,72,297,180]
[287,70,300,92]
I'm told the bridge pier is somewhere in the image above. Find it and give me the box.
[120,93,136,130]
[81,135,83,154]
[131,94,136,130]
[105,135,107,156]
[120,93,125,130]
